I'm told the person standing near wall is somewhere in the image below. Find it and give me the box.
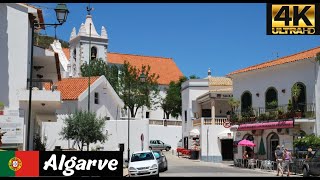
[275,145,284,176]
[242,150,248,168]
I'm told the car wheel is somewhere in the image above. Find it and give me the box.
[165,147,170,151]
[303,167,309,177]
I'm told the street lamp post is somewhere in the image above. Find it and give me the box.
[127,72,146,162]
[26,3,69,151]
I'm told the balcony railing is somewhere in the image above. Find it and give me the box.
[203,118,212,125]
[230,103,316,125]
[149,119,182,126]
[215,117,228,125]
[192,119,201,126]
[27,79,57,91]
[192,117,228,126]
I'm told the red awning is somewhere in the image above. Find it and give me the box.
[237,120,294,131]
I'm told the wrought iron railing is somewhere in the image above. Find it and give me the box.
[230,103,315,125]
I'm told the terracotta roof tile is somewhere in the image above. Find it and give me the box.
[208,77,232,86]
[63,48,70,60]
[60,48,184,85]
[228,46,320,76]
[107,52,184,85]
[54,76,100,100]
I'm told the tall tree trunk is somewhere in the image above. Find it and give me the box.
[77,141,81,150]
[87,142,89,151]
[134,105,141,118]
[165,113,170,119]
[130,107,135,118]
[81,142,84,151]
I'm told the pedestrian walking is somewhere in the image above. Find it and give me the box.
[275,145,284,176]
[283,148,292,177]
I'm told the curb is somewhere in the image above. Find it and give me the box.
[123,168,128,177]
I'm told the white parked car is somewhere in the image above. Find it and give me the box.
[127,150,159,177]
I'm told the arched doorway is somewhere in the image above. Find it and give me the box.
[267,132,279,160]
[241,91,252,112]
[265,87,278,110]
[291,82,306,116]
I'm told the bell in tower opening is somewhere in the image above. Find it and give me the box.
[91,46,97,60]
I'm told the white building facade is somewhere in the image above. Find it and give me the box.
[0,3,62,150]
[181,73,234,163]
[227,47,319,161]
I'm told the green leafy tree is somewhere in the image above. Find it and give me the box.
[293,134,320,150]
[161,76,190,119]
[228,97,240,114]
[60,110,107,151]
[81,58,120,94]
[34,33,69,48]
[80,58,108,77]
[34,134,46,151]
[118,61,160,118]
[189,74,200,79]
[81,59,160,118]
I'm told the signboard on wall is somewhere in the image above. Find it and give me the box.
[0,116,24,144]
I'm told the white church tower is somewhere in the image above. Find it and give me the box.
[68,13,108,77]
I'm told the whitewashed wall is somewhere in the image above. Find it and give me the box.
[232,60,317,108]
[0,4,29,109]
[43,117,149,160]
[149,125,182,150]
[77,76,123,120]
[316,63,320,136]
[181,79,209,149]
[200,124,231,162]
[97,119,149,160]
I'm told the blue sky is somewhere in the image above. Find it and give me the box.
[33,3,320,78]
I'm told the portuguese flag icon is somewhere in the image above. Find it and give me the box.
[0,151,39,177]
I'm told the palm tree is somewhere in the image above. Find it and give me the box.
[228,97,240,114]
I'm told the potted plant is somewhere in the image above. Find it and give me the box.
[247,106,256,122]
[291,84,302,118]
[277,108,285,119]
[258,113,267,121]
[266,100,278,110]
[0,102,4,115]
[286,99,294,118]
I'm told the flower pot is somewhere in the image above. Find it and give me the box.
[250,117,256,122]
[295,111,302,119]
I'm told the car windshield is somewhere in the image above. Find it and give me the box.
[131,152,155,162]
[153,151,161,159]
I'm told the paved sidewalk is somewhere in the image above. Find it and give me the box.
[123,168,128,176]
[165,151,301,177]
[123,168,128,177]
